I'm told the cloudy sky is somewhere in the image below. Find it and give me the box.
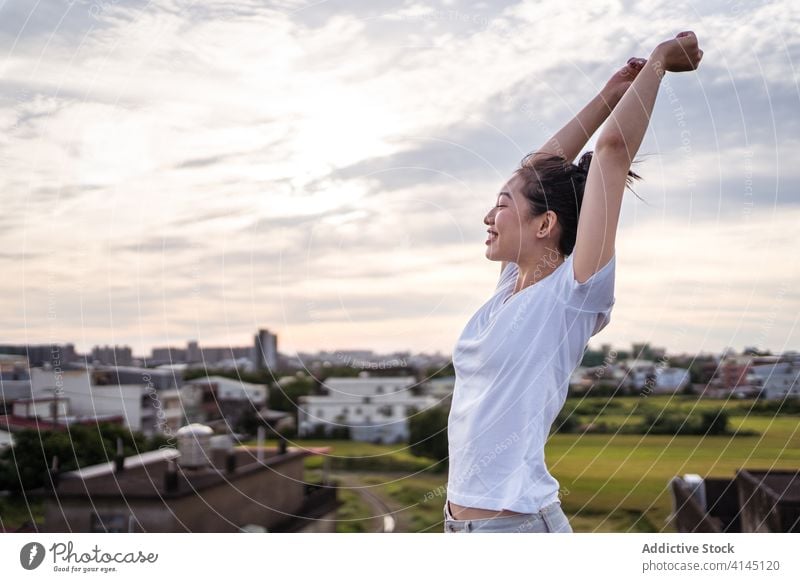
[1,0,798,359]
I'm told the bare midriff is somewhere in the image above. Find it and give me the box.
[447,500,527,520]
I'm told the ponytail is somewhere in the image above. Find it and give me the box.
[514,151,646,255]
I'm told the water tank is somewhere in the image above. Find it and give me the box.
[176,423,213,468]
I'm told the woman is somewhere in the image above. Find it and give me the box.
[443,31,703,533]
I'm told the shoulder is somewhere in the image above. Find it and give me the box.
[551,253,616,313]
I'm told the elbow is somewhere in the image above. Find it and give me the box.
[596,132,628,153]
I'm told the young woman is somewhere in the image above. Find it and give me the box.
[443,31,703,533]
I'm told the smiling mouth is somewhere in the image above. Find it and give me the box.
[485,229,498,244]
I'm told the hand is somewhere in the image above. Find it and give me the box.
[604,57,648,101]
[652,30,704,73]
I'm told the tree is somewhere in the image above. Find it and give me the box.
[268,377,315,412]
[424,362,455,379]
[408,406,449,462]
[579,348,607,368]
[0,423,167,493]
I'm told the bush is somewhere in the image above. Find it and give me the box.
[738,397,800,416]
[635,407,730,436]
[571,399,624,416]
[579,421,612,434]
[551,409,579,434]
[328,454,437,473]
[700,409,728,435]
[582,383,628,398]
[297,425,351,440]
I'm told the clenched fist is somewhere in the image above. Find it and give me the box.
[653,31,704,73]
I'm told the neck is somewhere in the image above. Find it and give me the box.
[512,247,564,294]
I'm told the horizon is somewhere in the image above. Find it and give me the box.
[2,337,787,362]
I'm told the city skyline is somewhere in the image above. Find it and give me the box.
[2,1,798,358]
[1,336,786,364]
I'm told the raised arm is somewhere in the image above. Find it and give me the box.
[532,58,648,164]
[572,31,703,283]
[501,58,648,275]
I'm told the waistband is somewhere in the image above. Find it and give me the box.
[445,499,561,523]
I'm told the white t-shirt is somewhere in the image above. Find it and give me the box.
[446,252,616,513]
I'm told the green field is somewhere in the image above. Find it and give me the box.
[299,395,800,533]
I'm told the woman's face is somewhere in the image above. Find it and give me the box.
[484,173,529,262]
[484,173,558,263]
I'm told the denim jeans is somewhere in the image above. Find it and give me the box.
[443,499,573,533]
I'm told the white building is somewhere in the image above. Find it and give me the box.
[184,376,267,404]
[572,363,632,392]
[29,367,185,436]
[298,375,436,444]
[423,376,455,399]
[625,362,690,394]
[182,376,268,428]
[653,368,692,393]
[12,396,69,420]
[749,361,800,399]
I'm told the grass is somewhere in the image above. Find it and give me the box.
[372,474,448,533]
[293,439,444,474]
[333,486,373,533]
[547,432,799,532]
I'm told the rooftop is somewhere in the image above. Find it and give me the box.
[0,414,125,432]
[36,445,323,500]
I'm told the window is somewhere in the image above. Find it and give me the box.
[355,407,362,414]
[363,396,371,404]
[317,409,324,418]
[342,407,349,414]
[376,386,384,394]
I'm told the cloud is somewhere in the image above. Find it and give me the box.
[112,235,196,253]
[0,0,798,355]
[0,0,117,43]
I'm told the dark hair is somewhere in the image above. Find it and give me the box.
[513,150,643,256]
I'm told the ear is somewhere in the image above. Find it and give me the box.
[537,210,559,237]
